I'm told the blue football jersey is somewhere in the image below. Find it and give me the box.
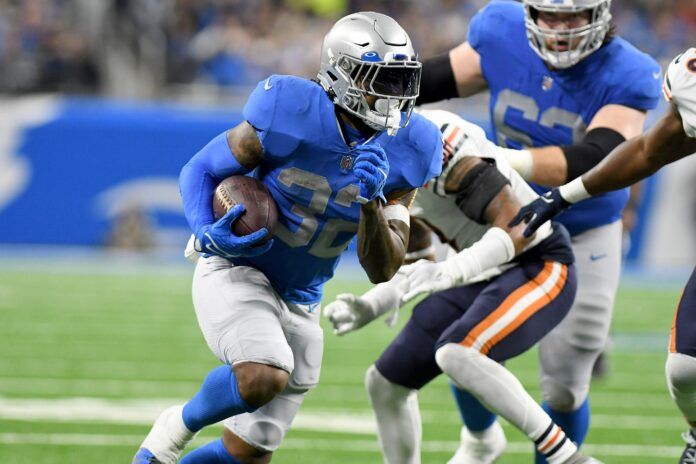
[468,0,662,235]
[234,75,442,304]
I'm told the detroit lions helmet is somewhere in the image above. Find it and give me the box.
[523,0,612,69]
[317,12,421,136]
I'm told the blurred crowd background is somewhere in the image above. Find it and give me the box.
[1,0,693,98]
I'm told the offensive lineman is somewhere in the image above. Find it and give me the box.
[132,12,442,464]
[415,1,661,460]
[325,109,602,463]
[510,48,696,464]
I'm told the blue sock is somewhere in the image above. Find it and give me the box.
[450,384,497,432]
[180,438,240,464]
[182,365,255,433]
[534,398,591,464]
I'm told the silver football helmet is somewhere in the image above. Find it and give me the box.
[317,12,421,136]
[523,0,612,69]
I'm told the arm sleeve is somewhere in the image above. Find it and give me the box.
[416,53,459,105]
[562,127,626,181]
[179,132,252,234]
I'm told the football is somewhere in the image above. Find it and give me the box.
[212,175,278,242]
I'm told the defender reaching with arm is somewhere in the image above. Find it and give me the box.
[511,48,696,464]
[326,110,602,464]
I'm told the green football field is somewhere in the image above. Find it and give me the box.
[0,263,687,463]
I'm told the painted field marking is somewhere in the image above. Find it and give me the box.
[0,433,683,458]
[0,397,685,431]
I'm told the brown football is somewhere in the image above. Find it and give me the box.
[212,176,278,242]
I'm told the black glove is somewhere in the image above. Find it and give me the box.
[508,188,570,238]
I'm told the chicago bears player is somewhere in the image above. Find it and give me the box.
[132,12,442,464]
[511,48,696,464]
[415,0,662,460]
[325,109,605,463]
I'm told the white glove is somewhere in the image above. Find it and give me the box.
[400,228,517,304]
[324,293,379,336]
[324,272,410,335]
[400,259,460,304]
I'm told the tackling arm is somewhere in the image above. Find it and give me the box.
[510,106,696,237]
[511,105,644,187]
[579,105,696,196]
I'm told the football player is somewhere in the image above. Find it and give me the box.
[415,0,662,460]
[325,108,603,463]
[510,48,696,464]
[132,12,442,464]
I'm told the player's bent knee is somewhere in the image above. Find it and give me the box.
[222,428,273,464]
[365,364,407,403]
[234,362,289,408]
[435,343,478,390]
[666,353,696,393]
[540,378,587,412]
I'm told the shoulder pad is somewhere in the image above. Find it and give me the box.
[468,0,523,51]
[404,113,443,188]
[418,109,495,196]
[664,48,696,138]
[243,75,323,157]
[600,39,662,111]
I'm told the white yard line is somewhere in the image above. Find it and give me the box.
[0,433,682,458]
[0,397,685,431]
[0,378,678,409]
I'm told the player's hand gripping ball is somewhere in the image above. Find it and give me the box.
[352,143,389,204]
[195,176,278,259]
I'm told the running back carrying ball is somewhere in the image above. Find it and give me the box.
[212,176,278,242]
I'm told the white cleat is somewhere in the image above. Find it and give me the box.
[447,421,506,464]
[134,405,196,464]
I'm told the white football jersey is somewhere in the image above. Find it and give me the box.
[412,109,553,279]
[664,48,696,138]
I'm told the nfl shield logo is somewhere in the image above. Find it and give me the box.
[542,76,554,91]
[339,155,354,173]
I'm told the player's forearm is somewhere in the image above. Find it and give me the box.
[523,128,626,188]
[580,136,655,195]
[358,202,408,283]
[581,112,694,196]
[179,131,252,232]
[526,146,567,187]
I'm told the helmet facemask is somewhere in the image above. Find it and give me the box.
[332,53,421,136]
[524,0,612,69]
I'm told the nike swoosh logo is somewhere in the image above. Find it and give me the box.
[590,253,607,261]
[264,78,273,91]
[653,72,661,80]
[540,196,554,204]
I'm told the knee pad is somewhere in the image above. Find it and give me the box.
[224,389,306,453]
[667,353,696,394]
[435,343,480,391]
[540,377,589,412]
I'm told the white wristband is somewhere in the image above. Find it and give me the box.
[362,271,410,318]
[441,227,516,285]
[559,177,591,204]
[501,148,533,180]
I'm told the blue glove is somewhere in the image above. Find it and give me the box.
[353,143,389,204]
[508,188,571,238]
[194,204,273,258]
